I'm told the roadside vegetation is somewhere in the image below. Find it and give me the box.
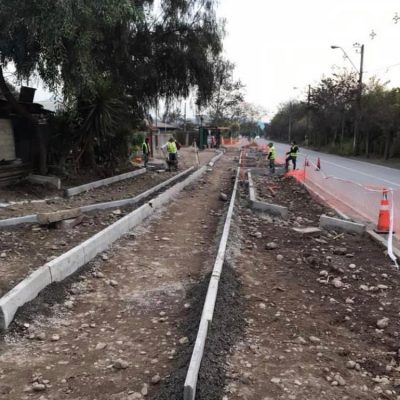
[270,72,400,160]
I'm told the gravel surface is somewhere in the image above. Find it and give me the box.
[222,173,400,399]
[0,151,237,400]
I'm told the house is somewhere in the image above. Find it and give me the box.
[0,87,53,185]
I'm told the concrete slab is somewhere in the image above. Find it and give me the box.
[320,214,365,235]
[64,168,146,197]
[0,265,52,330]
[37,208,81,225]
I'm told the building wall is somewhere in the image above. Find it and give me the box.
[0,119,16,161]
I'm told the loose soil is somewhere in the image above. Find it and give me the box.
[0,148,217,219]
[0,151,237,400]
[0,150,218,297]
[223,174,400,400]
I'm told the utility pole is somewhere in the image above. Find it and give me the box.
[331,44,364,154]
[353,44,364,154]
[288,101,292,143]
[306,84,311,146]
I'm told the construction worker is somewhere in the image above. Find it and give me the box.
[142,137,151,167]
[285,141,299,171]
[267,142,276,174]
[162,137,178,171]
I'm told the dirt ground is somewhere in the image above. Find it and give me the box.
[222,173,400,400]
[0,150,218,297]
[0,151,237,400]
[0,148,216,219]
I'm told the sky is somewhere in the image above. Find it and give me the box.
[216,0,400,120]
[31,0,400,121]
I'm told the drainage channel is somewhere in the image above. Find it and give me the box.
[0,153,224,330]
[183,161,241,400]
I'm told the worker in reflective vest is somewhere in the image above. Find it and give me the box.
[142,137,151,167]
[267,142,276,174]
[285,141,299,171]
[162,137,177,171]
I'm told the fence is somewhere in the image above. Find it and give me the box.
[301,158,400,236]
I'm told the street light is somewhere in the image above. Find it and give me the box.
[288,87,298,143]
[331,44,365,153]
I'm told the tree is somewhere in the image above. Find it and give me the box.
[205,58,245,126]
[0,0,224,171]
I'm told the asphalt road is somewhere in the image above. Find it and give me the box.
[255,139,400,190]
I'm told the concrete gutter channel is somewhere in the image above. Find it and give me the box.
[0,152,223,331]
[183,165,240,400]
[0,167,194,228]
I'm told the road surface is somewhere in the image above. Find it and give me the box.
[256,139,400,190]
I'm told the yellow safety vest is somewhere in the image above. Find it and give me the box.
[269,146,276,160]
[142,142,149,154]
[290,145,299,157]
[166,142,177,153]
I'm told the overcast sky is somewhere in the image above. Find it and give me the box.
[217,0,400,120]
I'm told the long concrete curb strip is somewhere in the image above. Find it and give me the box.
[0,168,194,228]
[248,171,288,218]
[184,163,240,400]
[320,214,365,235]
[81,167,194,213]
[0,214,38,228]
[64,168,147,197]
[0,153,223,330]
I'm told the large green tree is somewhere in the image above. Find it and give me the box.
[0,0,223,171]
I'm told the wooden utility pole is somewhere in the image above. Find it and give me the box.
[353,44,364,154]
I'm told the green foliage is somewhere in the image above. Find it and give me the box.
[270,72,400,159]
[0,0,225,169]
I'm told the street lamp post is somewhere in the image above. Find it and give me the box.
[288,87,298,143]
[331,44,365,154]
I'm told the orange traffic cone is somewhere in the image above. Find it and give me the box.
[316,158,321,171]
[304,159,310,167]
[375,190,391,233]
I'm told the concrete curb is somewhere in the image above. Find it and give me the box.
[0,168,194,228]
[64,168,147,197]
[184,164,240,400]
[248,172,288,218]
[80,167,194,213]
[0,214,38,228]
[0,153,223,330]
[320,214,365,235]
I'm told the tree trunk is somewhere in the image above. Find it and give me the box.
[0,65,47,174]
[365,129,370,158]
[384,130,393,160]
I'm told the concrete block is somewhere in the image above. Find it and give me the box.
[0,265,52,330]
[37,208,81,225]
[251,199,289,218]
[0,214,37,228]
[28,174,61,190]
[64,168,146,197]
[320,214,365,235]
[56,215,84,230]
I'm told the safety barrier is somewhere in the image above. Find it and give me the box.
[302,159,399,234]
